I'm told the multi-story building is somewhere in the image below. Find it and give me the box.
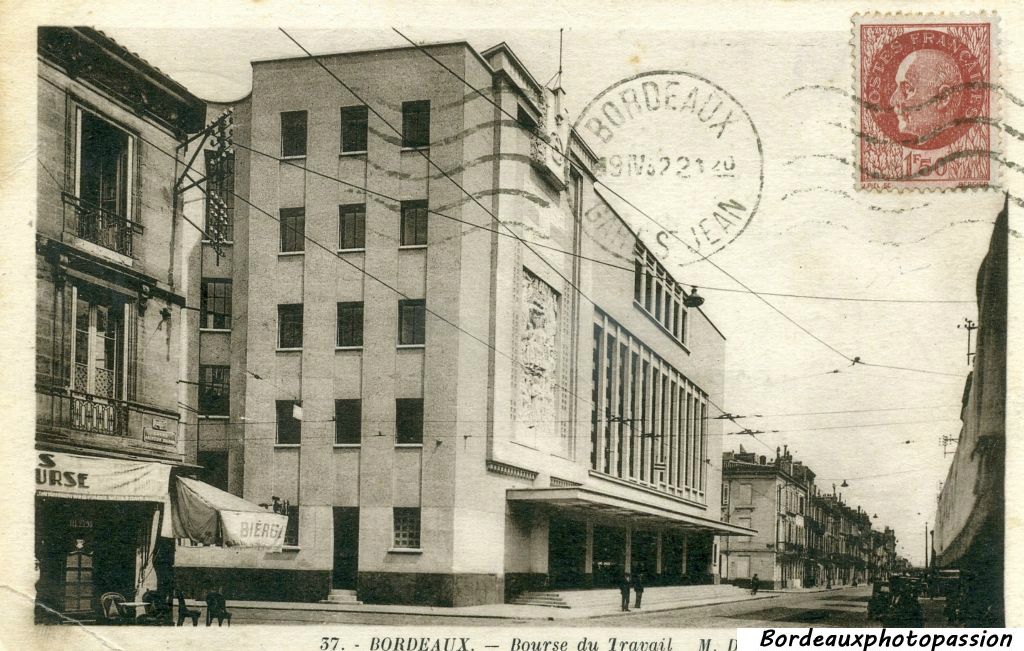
[720,446,813,589]
[934,201,1006,626]
[173,39,751,606]
[35,27,205,620]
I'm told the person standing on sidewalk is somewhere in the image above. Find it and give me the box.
[619,573,632,612]
[633,571,646,609]
[750,574,760,595]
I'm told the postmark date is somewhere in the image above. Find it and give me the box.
[597,154,735,179]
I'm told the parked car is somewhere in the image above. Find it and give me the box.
[867,581,891,619]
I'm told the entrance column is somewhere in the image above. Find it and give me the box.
[624,524,632,575]
[655,530,663,581]
[584,520,594,587]
[681,532,689,579]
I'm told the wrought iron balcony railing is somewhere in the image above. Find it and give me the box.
[39,385,129,437]
[63,193,143,257]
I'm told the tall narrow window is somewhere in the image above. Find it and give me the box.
[276,399,302,445]
[281,111,307,157]
[76,110,133,255]
[339,204,366,250]
[398,299,426,345]
[340,105,368,153]
[200,279,232,330]
[590,323,601,470]
[401,100,430,148]
[400,200,428,246]
[396,398,423,444]
[284,505,300,546]
[336,301,364,347]
[335,399,361,445]
[393,507,421,549]
[71,288,123,399]
[204,150,234,241]
[634,259,643,303]
[199,365,230,416]
[278,304,303,349]
[280,207,305,252]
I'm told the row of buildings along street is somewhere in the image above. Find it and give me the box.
[32,26,1001,624]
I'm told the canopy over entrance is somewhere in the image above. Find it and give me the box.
[171,477,288,549]
[507,487,756,536]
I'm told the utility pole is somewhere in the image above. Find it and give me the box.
[924,521,928,571]
[958,318,978,366]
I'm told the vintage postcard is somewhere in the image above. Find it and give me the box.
[0,1,1020,649]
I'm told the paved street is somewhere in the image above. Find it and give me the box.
[205,586,948,627]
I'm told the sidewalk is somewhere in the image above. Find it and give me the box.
[762,585,854,594]
[184,589,780,621]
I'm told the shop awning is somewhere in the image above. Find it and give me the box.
[171,477,288,549]
[507,487,757,536]
[35,450,171,502]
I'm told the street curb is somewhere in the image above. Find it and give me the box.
[187,594,782,622]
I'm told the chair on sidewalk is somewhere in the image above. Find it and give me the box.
[205,592,232,627]
[176,591,201,627]
[99,592,129,625]
[136,590,173,626]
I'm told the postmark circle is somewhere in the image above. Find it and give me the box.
[574,70,763,267]
[863,29,987,151]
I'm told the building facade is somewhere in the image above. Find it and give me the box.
[722,447,895,590]
[173,40,750,606]
[35,28,204,620]
[934,201,1006,626]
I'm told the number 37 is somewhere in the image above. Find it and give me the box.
[321,638,340,650]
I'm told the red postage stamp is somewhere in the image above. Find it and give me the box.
[854,14,996,190]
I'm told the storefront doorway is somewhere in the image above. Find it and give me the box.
[631,529,657,576]
[592,525,626,586]
[35,497,153,620]
[332,507,359,589]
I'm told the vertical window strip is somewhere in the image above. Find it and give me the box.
[590,322,601,470]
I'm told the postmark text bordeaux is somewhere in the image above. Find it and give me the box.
[854,14,995,190]
[576,71,763,267]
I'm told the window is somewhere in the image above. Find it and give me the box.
[340,106,368,153]
[204,151,234,241]
[336,301,364,347]
[398,299,426,345]
[739,483,753,505]
[200,279,232,330]
[197,450,229,491]
[393,507,421,549]
[284,505,300,546]
[76,110,134,255]
[396,398,423,444]
[280,207,305,253]
[401,100,430,148]
[281,111,307,157]
[335,399,361,445]
[722,483,730,506]
[71,287,124,398]
[339,204,366,250]
[278,304,303,349]
[199,365,230,416]
[276,400,302,445]
[400,200,428,246]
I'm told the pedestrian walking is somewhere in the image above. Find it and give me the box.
[750,573,760,595]
[633,571,646,609]
[619,573,631,612]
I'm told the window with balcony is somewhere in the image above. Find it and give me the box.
[398,299,425,345]
[280,207,305,253]
[401,100,430,148]
[72,288,124,399]
[393,507,421,549]
[339,204,366,250]
[199,365,229,416]
[396,398,423,445]
[335,399,361,445]
[74,109,136,256]
[400,200,428,246]
[281,110,307,157]
[200,279,232,330]
[276,400,302,445]
[278,304,303,349]
[341,105,368,153]
[336,301,363,347]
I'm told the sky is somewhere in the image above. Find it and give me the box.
[101,24,1008,566]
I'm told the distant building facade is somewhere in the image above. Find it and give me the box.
[173,40,751,606]
[35,27,204,620]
